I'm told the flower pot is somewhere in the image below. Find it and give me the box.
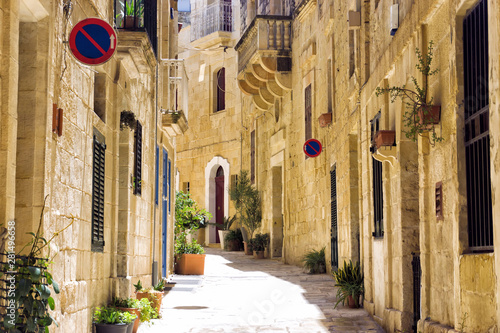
[117,308,140,333]
[243,241,253,255]
[124,16,136,29]
[253,250,265,259]
[318,112,332,127]
[227,239,240,251]
[135,291,162,313]
[175,253,206,275]
[347,295,360,308]
[374,130,395,149]
[94,323,130,333]
[218,230,229,249]
[417,105,441,126]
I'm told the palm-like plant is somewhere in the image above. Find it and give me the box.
[302,247,326,274]
[229,170,262,239]
[332,260,364,308]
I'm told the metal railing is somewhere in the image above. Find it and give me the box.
[114,0,157,57]
[236,16,292,73]
[190,1,235,41]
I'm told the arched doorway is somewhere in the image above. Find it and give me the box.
[215,166,224,243]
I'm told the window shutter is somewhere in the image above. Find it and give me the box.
[217,68,226,111]
[155,145,159,205]
[168,159,172,213]
[305,84,312,141]
[92,129,106,252]
[372,158,383,237]
[330,167,338,269]
[134,120,142,195]
[251,130,255,184]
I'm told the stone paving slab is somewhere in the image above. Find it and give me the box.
[138,248,385,333]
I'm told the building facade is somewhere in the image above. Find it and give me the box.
[235,0,500,332]
[0,0,183,331]
[176,0,242,245]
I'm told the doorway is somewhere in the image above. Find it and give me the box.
[215,166,224,243]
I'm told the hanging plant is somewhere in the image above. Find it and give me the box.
[375,41,443,145]
[120,110,137,131]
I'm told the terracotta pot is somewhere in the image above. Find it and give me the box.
[318,112,332,127]
[135,291,163,313]
[417,105,441,126]
[253,250,265,259]
[124,16,135,29]
[374,130,395,149]
[117,308,140,333]
[347,295,359,308]
[243,241,253,255]
[94,322,130,333]
[175,253,206,275]
[227,239,240,251]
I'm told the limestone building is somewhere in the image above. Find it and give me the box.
[235,0,500,332]
[0,0,184,331]
[176,0,242,244]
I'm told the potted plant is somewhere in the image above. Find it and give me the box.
[133,280,163,314]
[229,170,263,255]
[374,130,395,149]
[216,215,236,250]
[116,0,144,29]
[250,233,269,259]
[120,110,137,130]
[375,41,443,145]
[302,247,326,274]
[174,191,211,275]
[224,229,243,251]
[112,297,158,333]
[0,195,71,332]
[93,306,136,333]
[332,260,364,308]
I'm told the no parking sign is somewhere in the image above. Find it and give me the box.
[303,139,323,158]
[69,18,117,66]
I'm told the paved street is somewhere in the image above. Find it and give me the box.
[139,248,384,333]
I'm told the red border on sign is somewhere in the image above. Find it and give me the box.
[303,139,323,157]
[69,18,117,66]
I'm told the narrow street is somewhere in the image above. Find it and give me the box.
[140,248,384,333]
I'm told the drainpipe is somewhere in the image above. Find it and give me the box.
[152,62,159,287]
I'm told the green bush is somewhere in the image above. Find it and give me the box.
[332,260,364,308]
[111,297,159,323]
[302,247,326,274]
[93,307,136,325]
[249,233,269,251]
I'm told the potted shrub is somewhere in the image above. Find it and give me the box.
[229,170,263,255]
[302,247,326,274]
[120,110,136,130]
[133,280,164,314]
[116,0,144,29]
[224,229,243,251]
[0,196,71,332]
[332,260,364,309]
[375,41,443,145]
[374,130,396,149]
[216,215,237,250]
[112,297,159,333]
[250,233,269,259]
[93,306,136,333]
[174,191,211,275]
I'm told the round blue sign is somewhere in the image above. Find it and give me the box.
[303,139,322,157]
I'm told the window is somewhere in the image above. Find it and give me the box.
[305,84,312,141]
[216,67,226,112]
[251,130,255,184]
[183,182,190,192]
[92,129,106,252]
[372,158,383,237]
[330,167,338,269]
[134,120,142,195]
[349,30,355,77]
[463,0,492,251]
[93,73,106,122]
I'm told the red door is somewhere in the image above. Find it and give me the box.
[215,167,224,243]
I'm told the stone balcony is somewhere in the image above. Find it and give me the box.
[162,110,188,137]
[235,15,293,111]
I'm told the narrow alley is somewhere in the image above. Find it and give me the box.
[140,248,384,333]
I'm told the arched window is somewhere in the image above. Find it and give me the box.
[216,67,225,112]
[216,166,224,177]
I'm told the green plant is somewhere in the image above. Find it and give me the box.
[224,229,243,250]
[332,260,364,308]
[375,41,443,145]
[248,233,269,251]
[174,233,205,255]
[153,280,165,292]
[93,306,136,325]
[229,170,262,239]
[111,297,158,323]
[215,215,237,231]
[302,247,326,274]
[0,196,73,333]
[133,280,143,293]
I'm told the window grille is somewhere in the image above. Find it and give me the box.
[251,130,256,184]
[134,120,142,196]
[330,167,338,270]
[92,129,106,252]
[463,0,492,251]
[372,158,383,237]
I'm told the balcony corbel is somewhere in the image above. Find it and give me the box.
[275,72,292,91]
[267,80,284,97]
[259,87,275,105]
[238,79,259,96]
[251,64,274,82]
[253,95,270,111]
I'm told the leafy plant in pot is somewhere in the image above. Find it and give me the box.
[112,297,158,333]
[229,170,262,256]
[223,229,243,251]
[115,0,144,29]
[133,280,163,314]
[332,260,364,309]
[174,191,211,275]
[249,233,269,259]
[302,247,326,274]
[0,195,72,333]
[93,306,136,333]
[375,41,443,146]
[215,215,236,250]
